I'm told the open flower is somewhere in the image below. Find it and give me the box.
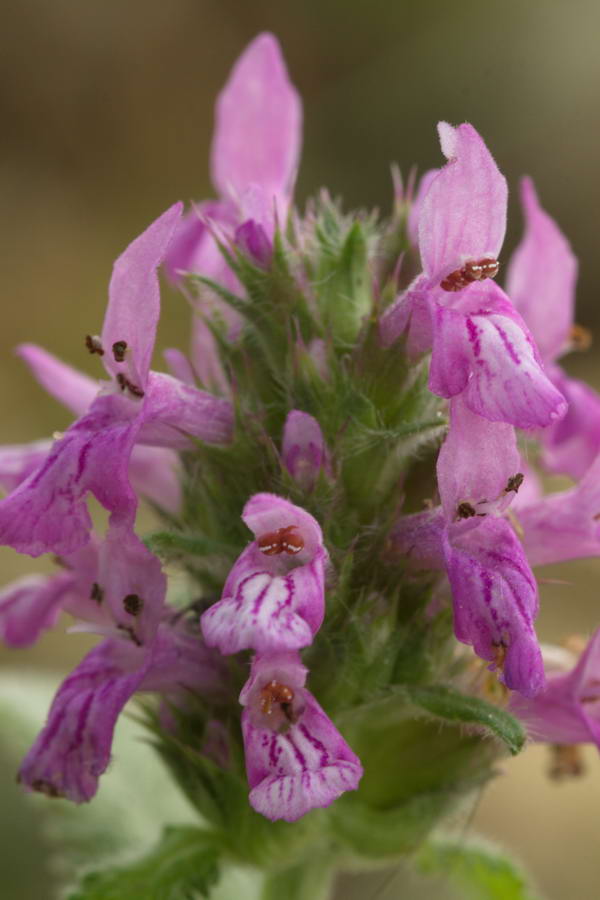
[0,204,232,558]
[381,123,565,429]
[201,493,327,654]
[240,653,362,821]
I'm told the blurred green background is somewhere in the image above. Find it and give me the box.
[2,0,600,897]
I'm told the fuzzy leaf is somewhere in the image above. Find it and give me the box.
[407,685,526,756]
[67,826,221,900]
[416,836,542,899]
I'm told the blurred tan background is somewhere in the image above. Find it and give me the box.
[2,0,600,897]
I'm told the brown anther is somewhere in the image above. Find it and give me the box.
[570,323,592,352]
[548,744,584,780]
[116,372,145,398]
[505,472,524,493]
[257,525,305,556]
[90,582,104,604]
[123,593,143,616]
[440,258,500,292]
[112,340,128,363]
[31,778,62,798]
[456,501,477,519]
[85,334,104,356]
[260,680,295,717]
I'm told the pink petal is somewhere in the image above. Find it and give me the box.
[418,123,507,282]
[429,282,567,428]
[137,372,233,449]
[0,439,52,494]
[101,203,182,391]
[17,344,98,416]
[539,366,600,480]
[407,168,438,247]
[163,348,196,386]
[281,410,330,492]
[190,315,230,395]
[506,177,577,363]
[0,573,72,647]
[129,445,182,514]
[210,33,302,220]
[437,396,521,522]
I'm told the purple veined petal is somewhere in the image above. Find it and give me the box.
[429,281,567,428]
[241,659,361,821]
[516,454,600,566]
[539,365,600,480]
[101,202,182,391]
[190,315,230,396]
[137,372,233,449]
[211,33,302,221]
[17,344,98,416]
[0,439,52,494]
[0,392,143,557]
[506,177,577,364]
[407,168,439,248]
[97,519,167,647]
[437,396,521,522]
[18,636,153,802]
[444,517,544,697]
[281,410,330,492]
[163,348,196,386]
[379,275,429,350]
[0,572,73,647]
[418,122,507,283]
[129,444,182,515]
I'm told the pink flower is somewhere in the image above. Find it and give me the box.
[240,653,362,821]
[381,124,565,429]
[281,410,330,492]
[201,494,327,655]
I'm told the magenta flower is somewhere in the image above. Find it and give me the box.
[281,410,330,492]
[18,622,224,802]
[239,653,362,821]
[507,177,600,478]
[201,493,327,654]
[164,32,301,288]
[0,204,232,558]
[510,630,600,747]
[381,123,565,429]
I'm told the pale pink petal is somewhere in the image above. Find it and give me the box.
[190,315,230,395]
[0,573,72,647]
[540,366,600,480]
[506,177,577,363]
[129,445,182,514]
[281,410,330,492]
[163,348,196,386]
[418,123,507,282]
[0,439,52,494]
[407,168,438,247]
[16,344,98,416]
[211,33,302,218]
[101,203,182,391]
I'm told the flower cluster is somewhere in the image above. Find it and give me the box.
[2,31,600,859]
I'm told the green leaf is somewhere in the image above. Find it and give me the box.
[260,857,334,900]
[67,826,221,900]
[144,530,238,560]
[416,836,542,900]
[407,685,526,756]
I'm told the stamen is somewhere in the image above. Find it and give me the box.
[257,525,305,556]
[505,472,524,493]
[123,593,143,616]
[85,334,104,355]
[116,372,145,398]
[440,258,500,292]
[456,501,477,519]
[112,340,128,363]
[260,680,295,717]
[90,582,104,604]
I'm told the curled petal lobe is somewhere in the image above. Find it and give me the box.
[137,372,233,449]
[419,123,507,282]
[211,33,302,218]
[506,177,577,363]
[17,344,98,416]
[0,573,72,647]
[101,202,182,391]
[201,494,326,654]
[162,200,237,286]
[429,282,567,428]
[240,654,362,822]
[444,518,544,697]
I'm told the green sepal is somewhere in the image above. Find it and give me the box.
[407,685,526,756]
[66,826,221,900]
